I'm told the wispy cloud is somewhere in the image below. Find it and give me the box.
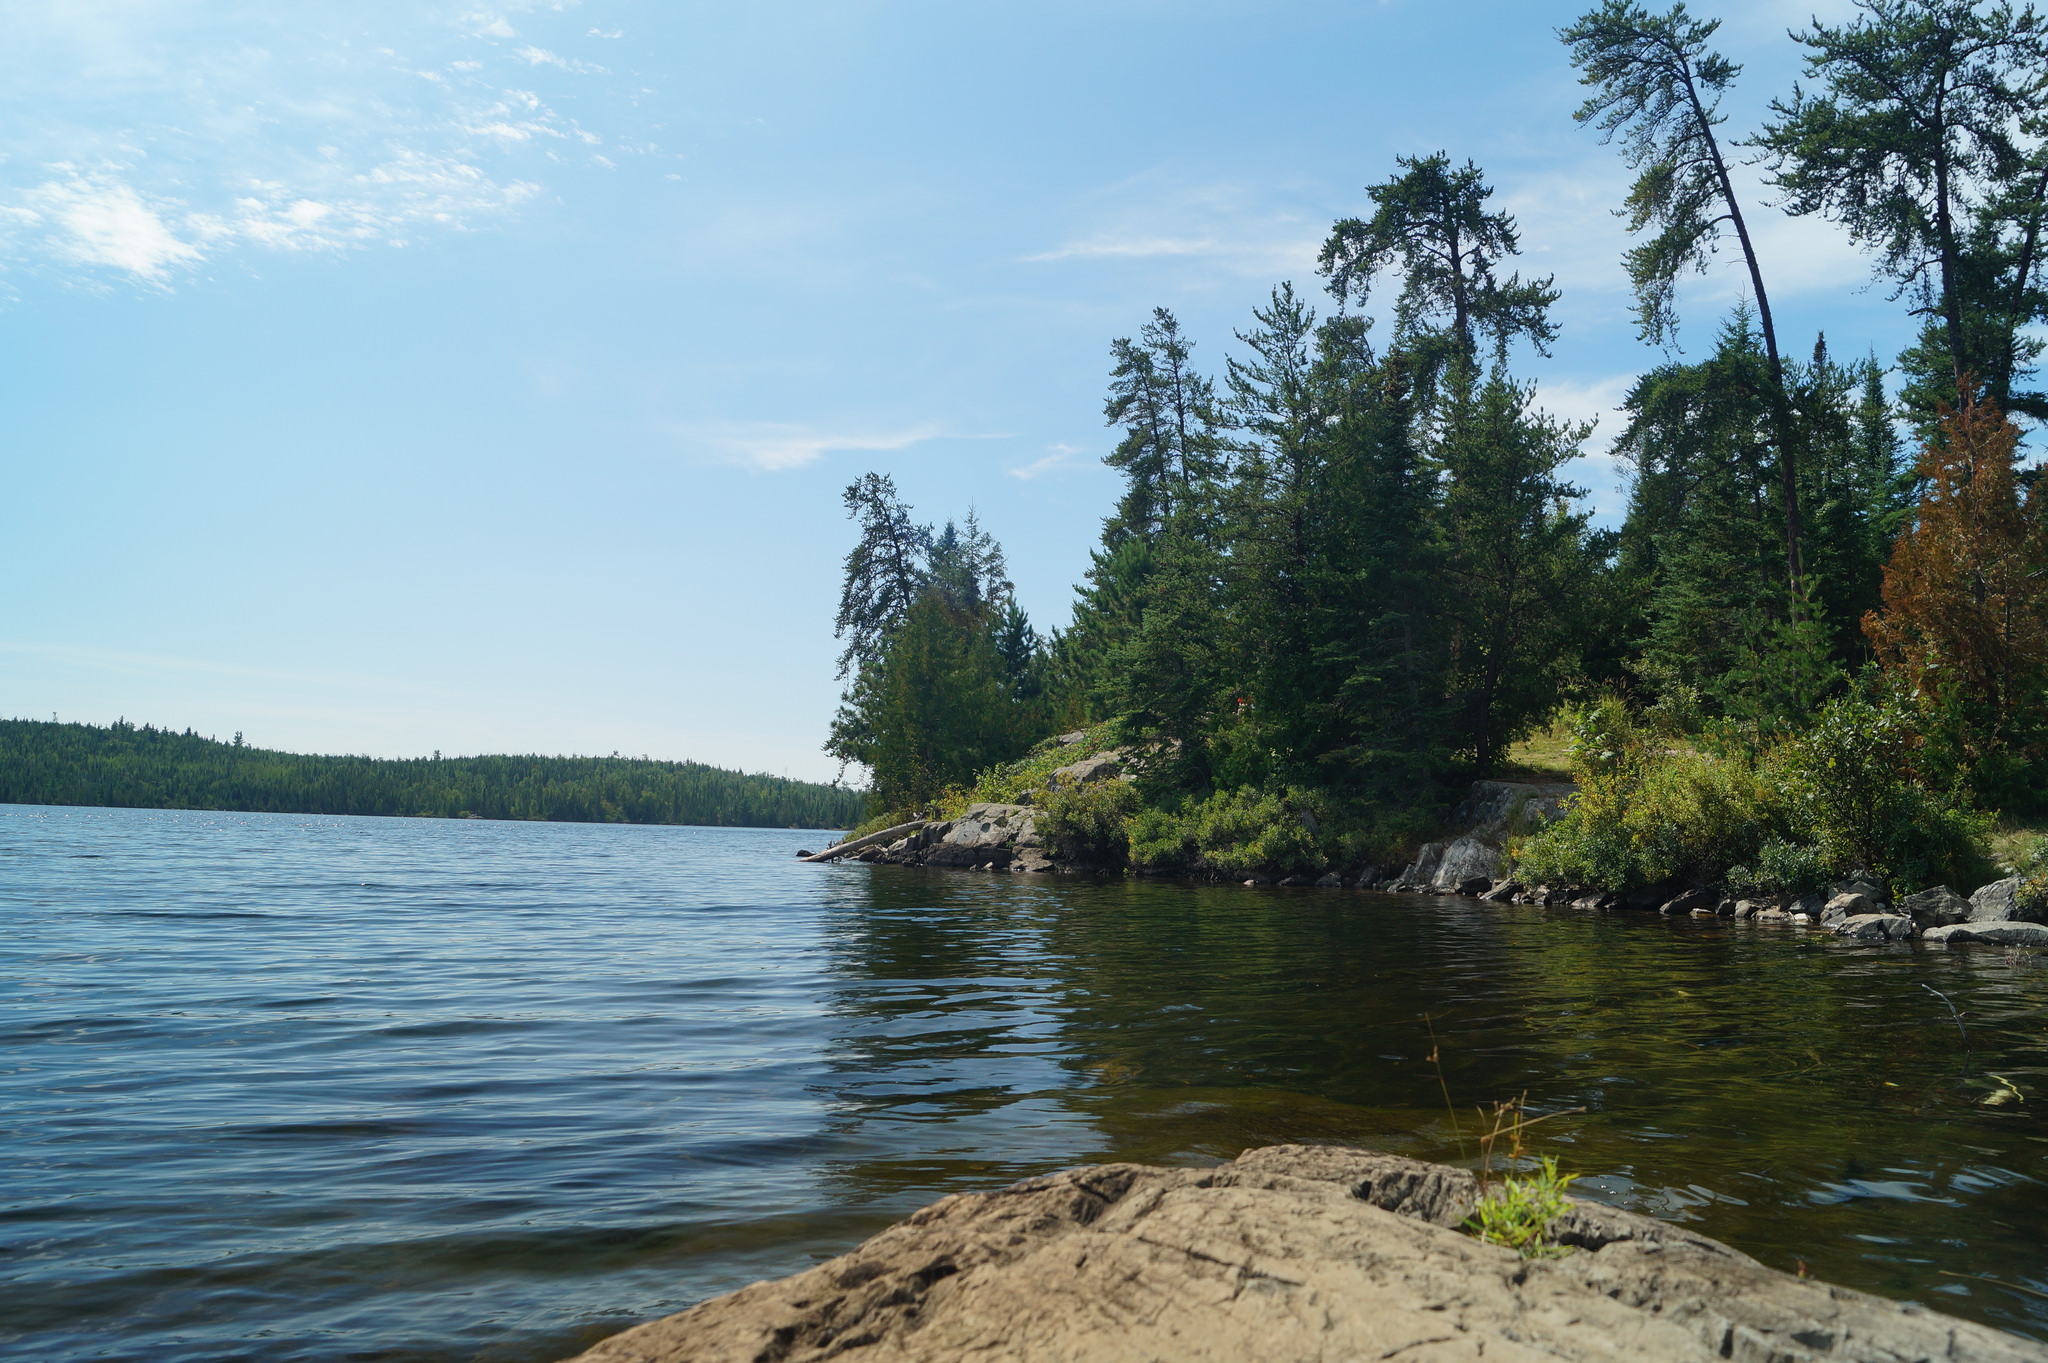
[2,155,545,281]
[1026,235,1218,263]
[517,45,610,74]
[697,422,946,473]
[1025,173,1324,281]
[1007,442,1082,480]
[13,173,201,280]
[0,3,635,285]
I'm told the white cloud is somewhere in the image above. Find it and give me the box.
[517,45,608,74]
[1026,235,1217,263]
[1026,173,1324,282]
[1531,374,1632,435]
[16,173,202,279]
[1007,443,1082,480]
[698,422,945,473]
[0,4,635,284]
[1530,374,1637,522]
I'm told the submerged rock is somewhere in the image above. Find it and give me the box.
[1925,920,2048,947]
[562,1145,2048,1363]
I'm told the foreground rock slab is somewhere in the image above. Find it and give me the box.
[562,1145,2046,1363]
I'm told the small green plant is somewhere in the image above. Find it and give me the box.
[1468,1156,1580,1260]
[1464,1093,1584,1260]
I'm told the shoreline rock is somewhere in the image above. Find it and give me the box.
[561,1144,2048,1363]
[802,783,2045,953]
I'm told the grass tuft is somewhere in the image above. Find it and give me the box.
[1467,1156,1580,1259]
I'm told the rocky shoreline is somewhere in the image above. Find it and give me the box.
[801,768,2047,949]
[563,1144,2048,1362]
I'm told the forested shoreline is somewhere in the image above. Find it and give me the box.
[824,0,2048,897]
[0,719,864,829]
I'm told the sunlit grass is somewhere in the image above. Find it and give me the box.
[1501,720,1574,781]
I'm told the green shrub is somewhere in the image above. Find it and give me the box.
[1512,699,1793,890]
[967,725,1113,807]
[1724,839,1829,896]
[1038,780,1139,864]
[1127,786,1323,876]
[1781,693,1993,894]
[1516,691,1996,895]
[2016,836,2048,914]
[1127,801,1197,870]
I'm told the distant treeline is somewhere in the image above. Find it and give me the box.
[0,719,864,829]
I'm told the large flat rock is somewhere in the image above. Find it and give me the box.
[562,1145,2046,1363]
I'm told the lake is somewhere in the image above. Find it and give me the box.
[2,803,2044,1362]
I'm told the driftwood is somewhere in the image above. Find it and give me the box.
[800,819,928,863]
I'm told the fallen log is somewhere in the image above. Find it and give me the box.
[799,819,928,863]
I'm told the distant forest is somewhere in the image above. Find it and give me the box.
[0,719,864,829]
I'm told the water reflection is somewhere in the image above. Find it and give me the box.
[813,864,2048,1339]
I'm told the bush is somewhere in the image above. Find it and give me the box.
[1514,691,1996,895]
[1512,699,1793,890]
[1038,779,1139,864]
[1780,692,1992,894]
[1724,839,1829,896]
[1127,786,1323,876]
[2016,836,2048,915]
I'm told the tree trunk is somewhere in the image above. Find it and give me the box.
[1684,59,1803,611]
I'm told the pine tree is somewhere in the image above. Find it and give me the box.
[1865,391,2048,804]
[1318,153,1559,412]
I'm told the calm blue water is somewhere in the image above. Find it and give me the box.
[3,804,2046,1362]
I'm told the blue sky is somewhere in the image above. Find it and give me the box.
[1,0,1909,782]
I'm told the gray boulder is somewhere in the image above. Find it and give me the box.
[1658,888,1714,915]
[1823,891,1872,921]
[565,1145,2048,1363]
[924,803,1035,868]
[1924,921,2048,947]
[1393,840,1446,891]
[1453,779,1576,831]
[1833,913,1915,943]
[1045,754,1124,791]
[1898,885,1971,928]
[1429,833,1504,890]
[1969,875,2043,923]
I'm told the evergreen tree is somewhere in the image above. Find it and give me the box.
[1318,154,1559,411]
[833,473,932,678]
[1866,391,2048,804]
[1438,367,1599,770]
[1564,0,1808,605]
[1756,0,2048,406]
